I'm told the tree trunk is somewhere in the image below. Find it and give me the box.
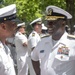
[65,0,75,34]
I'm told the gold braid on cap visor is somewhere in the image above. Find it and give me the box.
[45,16,65,20]
[36,21,42,24]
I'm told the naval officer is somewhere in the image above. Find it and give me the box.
[31,5,75,75]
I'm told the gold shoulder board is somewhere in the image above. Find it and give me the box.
[41,34,50,38]
[32,33,35,37]
[67,34,75,39]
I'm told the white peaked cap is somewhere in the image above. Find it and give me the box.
[17,22,25,27]
[30,18,42,25]
[0,4,16,17]
[0,4,17,22]
[65,25,69,27]
[42,23,47,30]
[46,5,72,19]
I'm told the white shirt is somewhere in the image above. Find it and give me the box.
[14,31,28,75]
[15,32,28,55]
[0,41,16,75]
[31,32,75,75]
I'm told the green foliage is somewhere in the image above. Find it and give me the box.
[15,0,43,22]
[0,0,71,21]
[0,0,67,22]
[0,0,75,34]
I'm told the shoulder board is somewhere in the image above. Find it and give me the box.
[67,34,75,39]
[32,33,35,37]
[41,34,50,38]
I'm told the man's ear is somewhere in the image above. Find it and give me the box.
[62,21,66,26]
[63,21,66,24]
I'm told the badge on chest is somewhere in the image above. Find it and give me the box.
[57,46,69,56]
[55,43,70,61]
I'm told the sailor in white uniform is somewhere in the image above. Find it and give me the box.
[0,4,19,75]
[31,5,75,75]
[27,18,42,75]
[28,18,42,52]
[14,22,28,75]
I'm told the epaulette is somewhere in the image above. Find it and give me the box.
[32,33,35,37]
[67,34,75,39]
[41,34,50,38]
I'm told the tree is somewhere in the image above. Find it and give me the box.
[0,0,75,34]
[65,0,75,33]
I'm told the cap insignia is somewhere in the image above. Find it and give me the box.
[4,18,6,21]
[48,8,53,15]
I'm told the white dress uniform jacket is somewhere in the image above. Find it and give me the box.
[0,41,16,75]
[31,32,75,75]
[14,32,28,75]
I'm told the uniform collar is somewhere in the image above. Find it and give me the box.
[51,32,68,49]
[32,30,40,35]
